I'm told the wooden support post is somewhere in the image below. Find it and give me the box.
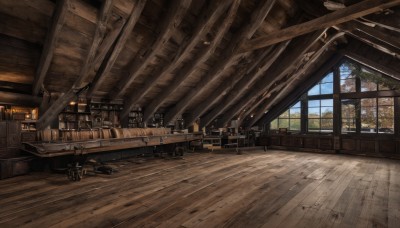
[239,0,400,52]
[32,0,70,96]
[163,0,278,125]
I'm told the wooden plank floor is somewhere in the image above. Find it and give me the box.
[0,149,399,228]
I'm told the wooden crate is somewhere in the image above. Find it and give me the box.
[0,156,31,179]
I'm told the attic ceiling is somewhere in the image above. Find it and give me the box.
[0,0,399,129]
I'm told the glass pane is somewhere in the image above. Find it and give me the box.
[290,108,301,118]
[321,119,333,132]
[342,118,356,133]
[361,79,377,92]
[340,62,355,79]
[270,119,278,130]
[290,119,301,131]
[378,118,394,134]
[341,79,356,93]
[361,98,376,107]
[292,101,301,108]
[321,99,333,107]
[322,72,333,83]
[378,97,393,106]
[342,100,356,119]
[308,108,320,118]
[378,106,394,119]
[308,85,320,96]
[321,107,333,118]
[308,119,320,132]
[308,100,320,107]
[320,83,333,94]
[279,110,289,118]
[278,119,289,129]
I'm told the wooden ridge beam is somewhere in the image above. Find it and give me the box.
[36,0,115,130]
[239,0,400,53]
[86,0,147,99]
[32,0,70,96]
[163,0,278,125]
[120,1,231,115]
[140,0,241,123]
[111,0,192,100]
[197,41,290,129]
[219,30,329,127]
[257,54,342,128]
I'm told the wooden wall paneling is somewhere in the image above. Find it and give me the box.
[341,138,356,151]
[303,137,318,149]
[360,139,376,153]
[379,140,396,154]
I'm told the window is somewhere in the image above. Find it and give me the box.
[341,99,357,133]
[361,98,376,133]
[270,102,301,131]
[378,98,394,133]
[308,72,333,96]
[308,99,333,132]
[340,61,356,93]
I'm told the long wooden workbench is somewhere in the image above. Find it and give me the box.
[22,133,203,157]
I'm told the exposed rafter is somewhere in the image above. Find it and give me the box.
[219,30,329,127]
[111,0,192,100]
[258,54,343,128]
[239,0,400,53]
[86,0,147,99]
[187,47,277,127]
[197,41,290,129]
[36,0,115,130]
[339,21,400,50]
[120,1,231,116]
[342,41,400,80]
[139,0,241,123]
[247,35,344,127]
[32,0,70,96]
[163,0,278,125]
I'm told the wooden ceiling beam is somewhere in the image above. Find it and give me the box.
[36,0,115,130]
[111,0,192,100]
[197,41,290,129]
[218,30,330,127]
[256,53,342,128]
[239,0,400,53]
[163,0,278,125]
[32,0,70,96]
[340,21,400,50]
[86,0,147,99]
[140,0,241,123]
[120,1,231,116]
[246,42,341,127]
[0,91,42,106]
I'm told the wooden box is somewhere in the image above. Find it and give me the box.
[0,156,31,179]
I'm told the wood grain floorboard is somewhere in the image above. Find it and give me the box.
[0,150,399,228]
